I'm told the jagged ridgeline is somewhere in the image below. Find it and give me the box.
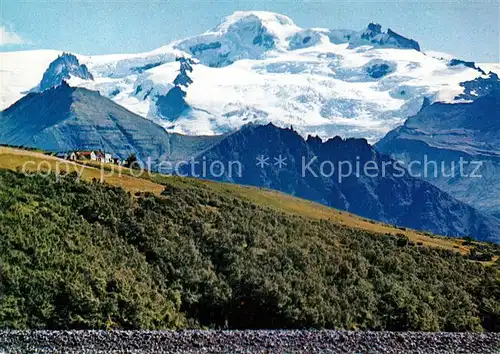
[0,169,498,331]
[38,53,94,91]
[183,123,500,243]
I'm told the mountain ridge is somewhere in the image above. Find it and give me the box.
[376,84,500,217]
[0,82,221,162]
[181,123,500,243]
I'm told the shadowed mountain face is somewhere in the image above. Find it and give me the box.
[0,82,221,162]
[376,84,500,218]
[181,123,500,243]
[156,57,194,121]
[357,23,420,51]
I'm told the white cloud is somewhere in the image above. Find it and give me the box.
[0,26,25,46]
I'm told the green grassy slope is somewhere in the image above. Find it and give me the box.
[0,163,499,331]
[2,146,494,257]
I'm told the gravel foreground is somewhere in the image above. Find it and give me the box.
[0,330,499,353]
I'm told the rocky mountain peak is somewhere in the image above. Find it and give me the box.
[357,23,420,51]
[39,52,94,91]
[361,23,382,40]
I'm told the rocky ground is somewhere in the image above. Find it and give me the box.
[0,330,499,353]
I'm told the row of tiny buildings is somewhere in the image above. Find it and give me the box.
[54,150,123,165]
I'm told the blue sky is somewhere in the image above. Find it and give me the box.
[1,0,499,62]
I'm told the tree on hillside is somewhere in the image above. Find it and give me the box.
[124,153,140,169]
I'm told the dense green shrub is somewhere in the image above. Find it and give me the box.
[0,170,498,331]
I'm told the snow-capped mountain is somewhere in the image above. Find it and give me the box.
[0,11,496,142]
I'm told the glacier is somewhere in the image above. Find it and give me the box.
[1,11,497,143]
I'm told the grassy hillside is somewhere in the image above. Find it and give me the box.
[0,147,495,257]
[0,147,499,331]
[0,147,164,194]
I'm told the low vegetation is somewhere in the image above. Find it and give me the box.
[0,165,499,332]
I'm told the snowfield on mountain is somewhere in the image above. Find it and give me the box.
[0,11,496,142]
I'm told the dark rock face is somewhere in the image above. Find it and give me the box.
[132,62,163,73]
[367,63,390,78]
[173,74,193,88]
[39,53,94,91]
[181,123,500,243]
[328,23,420,51]
[358,23,420,51]
[386,29,420,51]
[156,57,195,121]
[156,87,189,122]
[376,85,500,218]
[361,23,382,40]
[0,83,219,163]
[110,88,120,97]
[251,26,275,49]
[365,60,396,78]
[449,59,486,75]
[288,29,322,50]
[456,72,500,101]
[173,57,195,86]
